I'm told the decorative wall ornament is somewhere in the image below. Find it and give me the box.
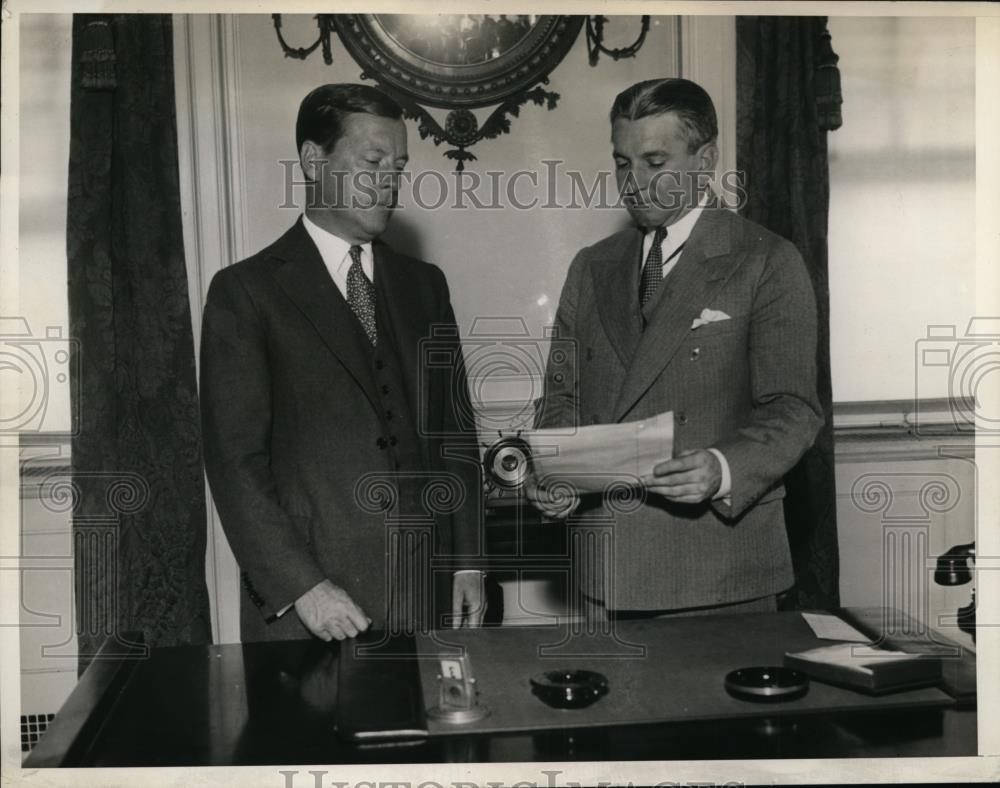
[585,15,651,66]
[272,13,650,169]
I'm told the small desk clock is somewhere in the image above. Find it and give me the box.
[426,654,489,723]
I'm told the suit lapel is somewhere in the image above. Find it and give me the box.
[269,218,380,411]
[591,227,644,367]
[613,205,743,421]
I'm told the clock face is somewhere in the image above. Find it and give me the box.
[378,14,538,67]
[440,659,464,680]
[335,14,584,110]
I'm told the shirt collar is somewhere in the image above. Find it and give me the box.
[302,212,373,275]
[645,190,711,246]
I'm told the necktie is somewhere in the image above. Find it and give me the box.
[639,225,668,308]
[347,245,377,345]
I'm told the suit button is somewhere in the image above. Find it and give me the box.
[381,384,390,394]
[377,437,388,449]
[677,413,688,426]
[389,436,398,446]
[386,410,393,420]
[690,347,700,360]
[375,359,385,370]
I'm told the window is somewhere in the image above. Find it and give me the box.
[16,14,73,433]
[827,17,975,403]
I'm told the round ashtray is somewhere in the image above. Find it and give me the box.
[724,666,809,702]
[530,669,609,709]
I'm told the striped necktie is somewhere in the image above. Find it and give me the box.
[346,245,377,345]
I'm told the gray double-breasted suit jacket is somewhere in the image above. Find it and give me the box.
[535,203,823,610]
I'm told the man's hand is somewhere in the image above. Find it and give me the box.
[642,449,722,504]
[524,475,580,520]
[294,579,370,641]
[451,571,485,629]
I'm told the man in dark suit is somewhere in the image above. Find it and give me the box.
[530,78,823,619]
[200,84,484,642]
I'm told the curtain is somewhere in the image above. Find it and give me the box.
[736,16,842,610]
[68,14,211,673]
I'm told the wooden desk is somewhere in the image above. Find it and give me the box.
[25,611,976,767]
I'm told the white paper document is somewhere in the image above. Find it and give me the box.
[801,611,872,643]
[524,410,674,494]
[791,643,918,676]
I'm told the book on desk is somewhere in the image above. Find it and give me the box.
[785,606,974,698]
[784,643,943,694]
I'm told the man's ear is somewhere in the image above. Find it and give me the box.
[299,140,323,182]
[698,140,719,173]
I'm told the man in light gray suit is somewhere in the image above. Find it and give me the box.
[530,78,823,619]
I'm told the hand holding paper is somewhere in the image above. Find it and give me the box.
[641,449,723,504]
[524,474,580,520]
[522,410,674,502]
[517,409,722,511]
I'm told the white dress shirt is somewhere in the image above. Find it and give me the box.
[302,212,374,293]
[641,193,708,279]
[640,193,732,502]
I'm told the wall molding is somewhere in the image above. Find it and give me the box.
[173,13,243,645]
[834,397,968,433]
[679,16,737,191]
[19,459,72,501]
[18,435,71,501]
[217,15,251,266]
[835,440,975,465]
[833,398,976,463]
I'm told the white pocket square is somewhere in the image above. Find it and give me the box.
[691,309,731,330]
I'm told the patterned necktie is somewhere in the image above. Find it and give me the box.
[346,245,377,345]
[639,225,668,308]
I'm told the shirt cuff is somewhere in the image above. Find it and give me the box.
[454,569,486,575]
[707,448,732,503]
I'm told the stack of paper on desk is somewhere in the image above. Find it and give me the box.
[800,611,872,642]
[525,410,674,494]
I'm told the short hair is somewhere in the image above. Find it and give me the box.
[609,78,718,152]
[295,83,404,155]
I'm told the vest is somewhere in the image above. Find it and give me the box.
[365,278,436,629]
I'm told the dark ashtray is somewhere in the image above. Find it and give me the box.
[724,666,809,702]
[530,669,609,709]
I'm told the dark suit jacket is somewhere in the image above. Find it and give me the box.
[535,204,823,610]
[200,218,481,641]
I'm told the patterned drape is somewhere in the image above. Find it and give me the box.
[736,16,841,610]
[68,14,211,673]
